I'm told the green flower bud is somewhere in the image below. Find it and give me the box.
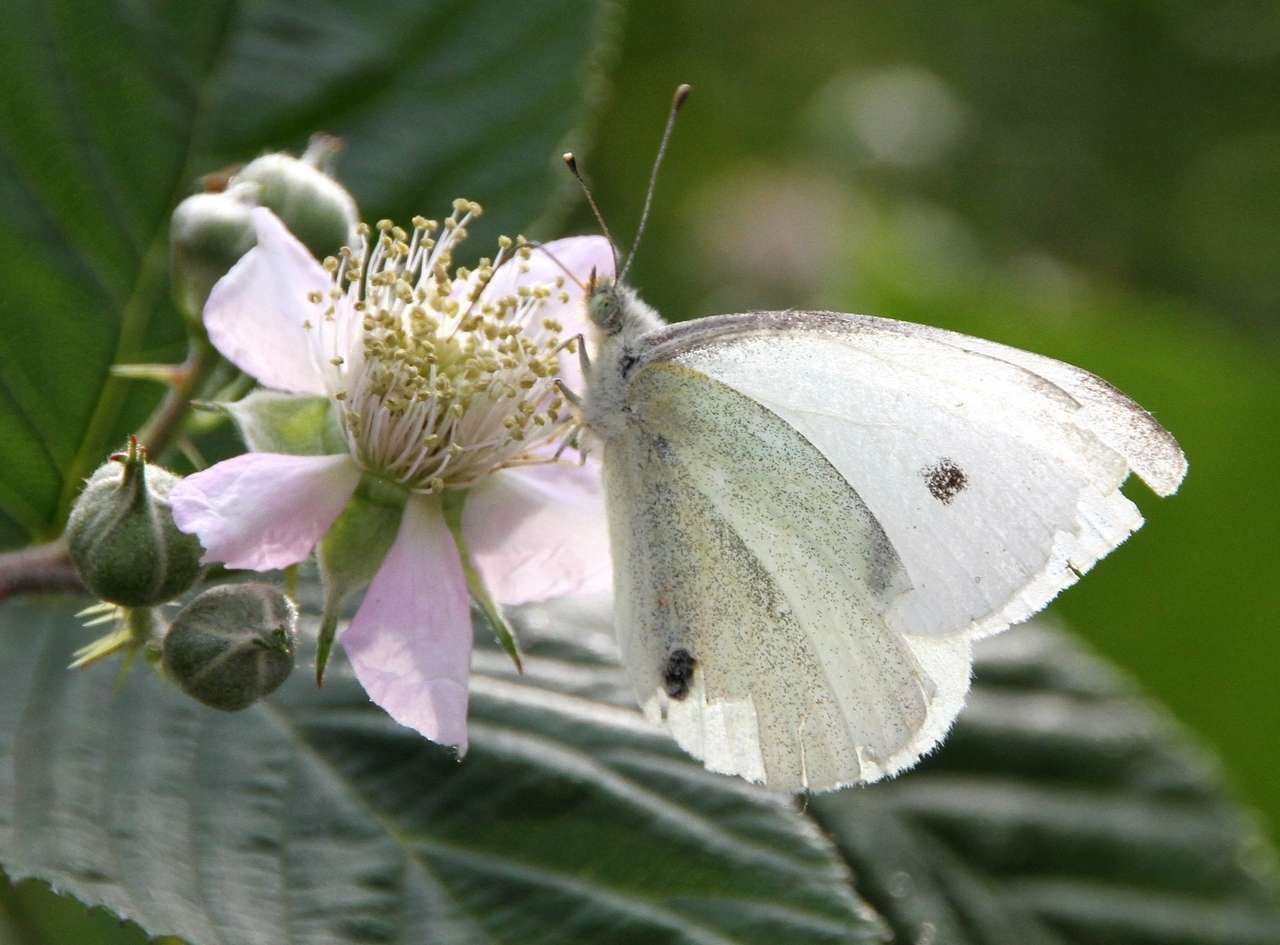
[169,134,358,321]
[162,583,297,711]
[236,134,358,262]
[65,437,203,607]
[169,182,258,321]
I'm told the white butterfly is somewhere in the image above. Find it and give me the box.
[561,87,1186,791]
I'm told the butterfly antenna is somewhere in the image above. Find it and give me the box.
[562,152,621,279]
[527,240,587,291]
[620,83,692,282]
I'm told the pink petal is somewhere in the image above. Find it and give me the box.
[482,235,616,391]
[170,452,360,570]
[462,458,612,606]
[342,495,472,751]
[203,208,331,395]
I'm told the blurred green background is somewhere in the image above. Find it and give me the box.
[574,0,1280,839]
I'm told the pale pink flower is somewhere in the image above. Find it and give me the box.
[171,204,614,750]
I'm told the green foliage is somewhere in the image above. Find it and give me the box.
[0,0,616,548]
[0,601,882,945]
[0,876,150,945]
[1,599,1277,945]
[810,628,1280,945]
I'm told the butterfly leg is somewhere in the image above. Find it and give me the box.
[553,422,583,460]
[574,333,592,376]
[553,332,592,375]
[554,379,582,408]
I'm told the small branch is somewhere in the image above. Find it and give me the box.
[137,335,220,461]
[0,538,82,602]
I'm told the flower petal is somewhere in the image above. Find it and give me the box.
[170,452,360,570]
[463,458,612,606]
[483,235,616,391]
[203,208,331,395]
[342,495,472,751]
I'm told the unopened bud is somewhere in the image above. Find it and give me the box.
[170,134,359,320]
[235,134,358,262]
[65,437,202,607]
[162,583,297,711]
[169,182,258,321]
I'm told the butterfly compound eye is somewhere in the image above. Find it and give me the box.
[587,284,624,333]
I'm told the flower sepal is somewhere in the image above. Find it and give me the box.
[444,491,524,673]
[216,389,348,456]
[314,476,407,684]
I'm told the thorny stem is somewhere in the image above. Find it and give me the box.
[137,333,220,462]
[0,333,221,602]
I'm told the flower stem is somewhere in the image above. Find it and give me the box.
[0,537,81,601]
[137,332,220,461]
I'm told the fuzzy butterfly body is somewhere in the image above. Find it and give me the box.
[579,282,1185,791]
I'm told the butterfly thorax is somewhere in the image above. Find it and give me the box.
[581,281,665,441]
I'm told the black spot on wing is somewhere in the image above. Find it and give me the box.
[921,458,967,504]
[662,648,697,700]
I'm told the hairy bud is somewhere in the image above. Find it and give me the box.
[162,583,297,711]
[65,437,202,606]
[170,134,358,319]
[236,134,358,262]
[169,183,258,321]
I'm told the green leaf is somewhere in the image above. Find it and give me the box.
[217,390,346,456]
[0,599,882,945]
[0,876,150,945]
[809,627,1280,945]
[3,594,1277,945]
[0,0,617,549]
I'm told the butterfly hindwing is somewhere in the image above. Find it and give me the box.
[604,361,971,789]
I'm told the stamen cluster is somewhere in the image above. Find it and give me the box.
[303,199,575,492]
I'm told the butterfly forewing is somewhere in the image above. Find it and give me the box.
[634,311,1179,641]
